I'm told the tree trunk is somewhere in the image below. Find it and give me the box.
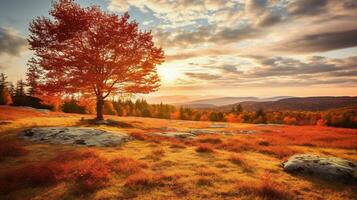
[96,97,104,120]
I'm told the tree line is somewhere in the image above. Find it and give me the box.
[1,72,355,128]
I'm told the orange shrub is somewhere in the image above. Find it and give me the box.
[0,164,55,194]
[170,143,186,149]
[258,145,300,159]
[0,140,27,158]
[256,125,357,149]
[129,132,147,140]
[196,176,213,186]
[68,158,110,191]
[197,134,222,144]
[218,138,255,152]
[109,156,148,175]
[152,148,165,156]
[196,144,215,153]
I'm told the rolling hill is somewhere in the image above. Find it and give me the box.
[221,96,357,111]
[175,96,292,108]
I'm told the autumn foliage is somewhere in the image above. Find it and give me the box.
[28,0,164,120]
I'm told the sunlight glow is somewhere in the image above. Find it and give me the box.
[158,67,181,83]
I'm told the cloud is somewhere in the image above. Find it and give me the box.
[155,25,259,48]
[246,0,268,15]
[274,29,357,53]
[246,55,357,78]
[288,0,328,16]
[185,72,220,80]
[0,27,27,56]
[256,11,283,27]
[166,47,237,61]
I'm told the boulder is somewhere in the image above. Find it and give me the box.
[283,154,357,184]
[20,127,132,147]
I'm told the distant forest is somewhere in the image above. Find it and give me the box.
[1,73,356,128]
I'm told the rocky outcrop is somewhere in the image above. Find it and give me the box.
[21,127,132,147]
[283,154,357,184]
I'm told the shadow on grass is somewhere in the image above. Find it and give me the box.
[76,118,135,128]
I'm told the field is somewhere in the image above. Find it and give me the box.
[0,106,356,200]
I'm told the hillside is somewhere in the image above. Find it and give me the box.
[222,96,357,111]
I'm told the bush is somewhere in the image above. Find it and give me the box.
[170,143,186,149]
[197,135,222,144]
[0,140,27,159]
[12,95,52,109]
[62,99,86,114]
[0,164,55,194]
[129,132,147,140]
[196,144,215,153]
[196,176,213,186]
[104,101,117,115]
[0,150,110,194]
[109,157,148,175]
[229,153,252,172]
[52,150,110,191]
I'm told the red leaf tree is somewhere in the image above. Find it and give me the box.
[28,0,164,120]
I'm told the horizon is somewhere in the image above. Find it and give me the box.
[1,0,356,98]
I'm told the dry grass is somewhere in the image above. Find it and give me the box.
[0,106,356,199]
[196,168,216,177]
[170,143,186,149]
[124,171,166,189]
[233,173,292,200]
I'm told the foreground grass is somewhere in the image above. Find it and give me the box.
[0,106,356,200]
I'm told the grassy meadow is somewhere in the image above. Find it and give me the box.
[0,105,356,200]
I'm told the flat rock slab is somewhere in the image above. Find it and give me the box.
[189,129,257,135]
[210,123,228,128]
[283,154,357,184]
[148,131,195,139]
[20,127,132,147]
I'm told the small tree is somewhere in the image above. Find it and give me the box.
[26,58,42,96]
[28,0,164,120]
[0,73,12,105]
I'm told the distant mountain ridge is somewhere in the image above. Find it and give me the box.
[221,96,357,111]
[175,96,292,108]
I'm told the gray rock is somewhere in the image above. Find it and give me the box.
[239,130,257,134]
[158,127,178,132]
[148,131,195,139]
[189,129,216,135]
[210,123,228,128]
[189,129,258,135]
[20,127,132,147]
[283,154,357,183]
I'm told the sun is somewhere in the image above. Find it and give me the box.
[158,67,181,83]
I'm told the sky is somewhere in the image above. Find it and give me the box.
[0,0,356,100]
